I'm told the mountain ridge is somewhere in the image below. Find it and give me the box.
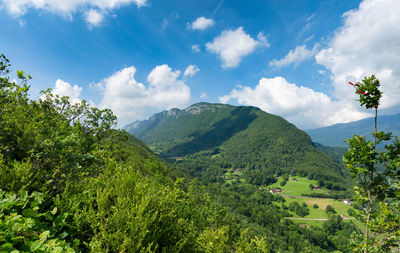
[306,112,400,147]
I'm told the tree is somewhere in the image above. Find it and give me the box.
[343,75,400,252]
[325,205,336,214]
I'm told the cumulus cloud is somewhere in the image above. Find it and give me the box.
[1,0,147,26]
[98,65,191,126]
[184,65,200,77]
[219,77,369,129]
[84,9,104,27]
[51,79,83,104]
[315,0,400,111]
[206,27,269,68]
[191,44,201,53]
[190,16,214,30]
[256,32,270,47]
[200,92,208,99]
[269,45,317,68]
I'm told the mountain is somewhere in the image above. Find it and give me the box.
[306,113,400,147]
[125,102,349,189]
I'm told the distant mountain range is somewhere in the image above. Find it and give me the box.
[125,102,349,188]
[306,113,400,147]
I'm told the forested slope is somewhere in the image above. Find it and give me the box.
[127,102,350,190]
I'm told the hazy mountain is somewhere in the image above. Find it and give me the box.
[306,113,400,147]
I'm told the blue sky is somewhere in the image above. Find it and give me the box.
[1,0,399,129]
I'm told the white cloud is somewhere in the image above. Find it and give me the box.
[269,45,317,68]
[51,79,83,104]
[206,27,269,68]
[85,9,103,27]
[98,65,191,126]
[315,0,400,111]
[256,32,270,47]
[200,92,208,99]
[1,0,147,25]
[219,77,370,129]
[147,64,181,87]
[161,18,169,30]
[184,65,200,77]
[191,44,201,53]
[190,16,214,30]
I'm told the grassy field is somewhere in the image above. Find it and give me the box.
[223,174,358,228]
[268,177,355,227]
[223,168,245,184]
[269,176,329,196]
[282,196,353,219]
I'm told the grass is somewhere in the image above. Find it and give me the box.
[279,196,354,221]
[269,176,329,196]
[223,168,245,184]
[290,219,326,227]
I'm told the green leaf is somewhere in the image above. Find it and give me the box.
[54,213,68,227]
[0,243,14,251]
[30,240,42,251]
[22,208,36,218]
[39,231,50,244]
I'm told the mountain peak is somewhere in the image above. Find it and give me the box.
[184,102,231,115]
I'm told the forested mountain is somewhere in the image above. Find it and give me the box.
[306,113,400,147]
[126,102,349,189]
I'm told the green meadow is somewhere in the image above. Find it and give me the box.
[269,176,330,196]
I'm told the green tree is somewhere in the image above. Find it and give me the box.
[343,75,400,252]
[325,205,336,214]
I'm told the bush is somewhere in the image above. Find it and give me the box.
[325,205,336,214]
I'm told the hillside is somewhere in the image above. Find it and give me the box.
[126,102,350,189]
[306,113,400,147]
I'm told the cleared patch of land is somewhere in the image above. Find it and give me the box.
[268,176,355,227]
[269,176,329,196]
[281,196,352,219]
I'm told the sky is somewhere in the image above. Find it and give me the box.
[1,0,399,129]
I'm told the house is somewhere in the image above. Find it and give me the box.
[269,188,281,194]
[314,186,322,190]
[292,178,297,182]
[343,199,352,205]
